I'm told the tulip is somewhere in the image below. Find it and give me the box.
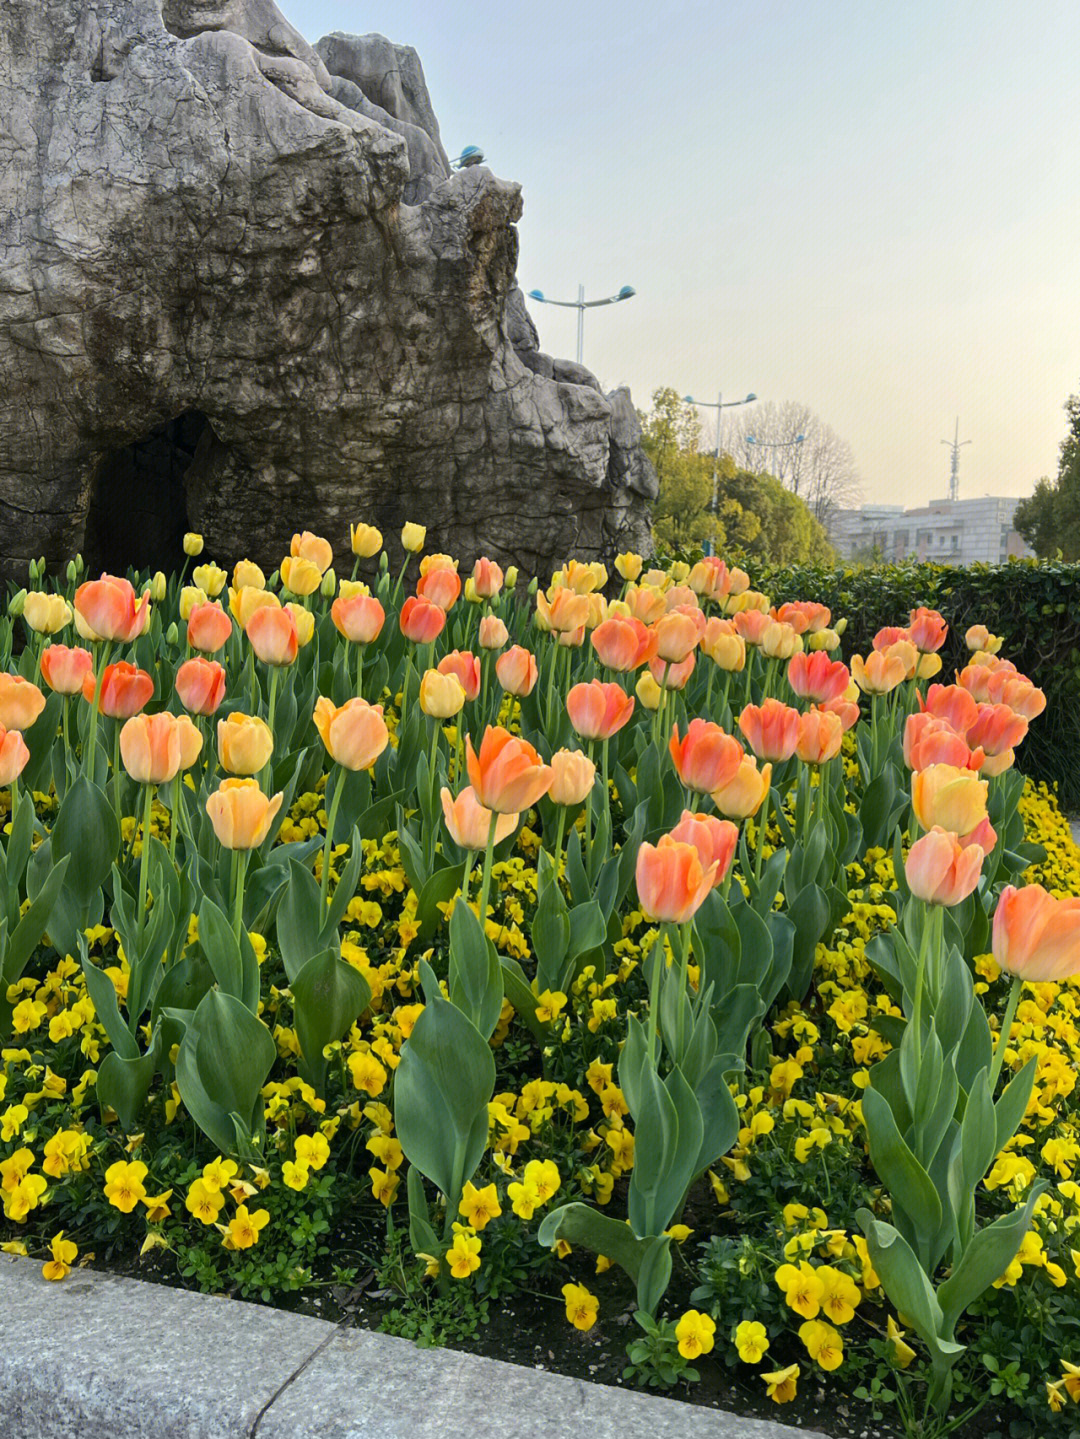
[648,652,695,690]
[279,555,322,598]
[700,617,745,672]
[822,695,860,732]
[921,683,979,734]
[615,552,643,582]
[420,669,466,719]
[885,639,919,680]
[22,592,71,635]
[872,625,911,652]
[40,644,93,696]
[74,574,150,643]
[908,607,948,653]
[218,713,274,775]
[773,601,831,635]
[466,726,552,814]
[176,714,204,772]
[558,623,587,649]
[206,778,283,850]
[712,756,772,820]
[399,595,446,644]
[192,563,227,598]
[0,673,46,732]
[557,559,607,595]
[911,764,988,836]
[761,621,802,660]
[965,624,1002,654]
[669,719,744,795]
[668,810,738,887]
[230,585,280,627]
[419,553,458,577]
[548,748,597,807]
[496,645,538,696]
[733,609,772,646]
[966,703,1028,758]
[290,531,333,574]
[636,836,717,924]
[0,726,30,787]
[663,586,699,615]
[787,651,850,705]
[320,569,337,599]
[635,671,662,710]
[438,650,481,702]
[331,592,385,646]
[401,522,427,553]
[504,566,518,590]
[738,699,801,763]
[591,615,656,672]
[313,696,389,772]
[993,885,1080,983]
[183,532,204,557]
[641,567,671,592]
[653,610,701,664]
[851,651,906,695]
[903,712,983,772]
[472,557,504,599]
[180,586,209,621]
[478,615,508,650]
[232,559,266,591]
[624,585,667,626]
[795,708,844,766]
[417,566,462,611]
[535,586,590,635]
[187,601,232,655]
[567,680,635,741]
[120,712,186,785]
[285,603,315,648]
[441,786,518,851]
[995,676,1046,721]
[246,606,298,666]
[351,523,383,558]
[906,827,984,907]
[808,628,842,652]
[82,661,154,718]
[176,657,226,716]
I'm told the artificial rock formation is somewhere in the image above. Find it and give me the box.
[0,1,657,585]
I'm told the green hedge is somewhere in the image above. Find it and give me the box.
[747,557,1080,810]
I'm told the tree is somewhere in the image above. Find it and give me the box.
[1014,389,1080,559]
[724,468,836,565]
[640,388,727,551]
[723,400,862,531]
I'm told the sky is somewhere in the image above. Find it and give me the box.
[289,0,1080,507]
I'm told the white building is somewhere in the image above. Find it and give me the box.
[830,496,1032,566]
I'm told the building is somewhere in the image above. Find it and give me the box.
[829,496,1033,566]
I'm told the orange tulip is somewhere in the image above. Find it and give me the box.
[246,606,298,667]
[966,703,1028,758]
[495,645,538,696]
[624,584,667,626]
[466,726,553,814]
[548,748,596,806]
[648,653,696,690]
[187,601,233,655]
[73,574,150,643]
[787,652,850,705]
[733,609,772,647]
[313,697,389,771]
[119,712,186,785]
[535,586,590,635]
[738,699,801,763]
[419,553,458,577]
[478,615,509,650]
[40,644,93,696]
[994,676,1046,721]
[289,531,333,574]
[230,586,280,628]
[908,607,948,653]
[635,835,718,923]
[419,669,466,719]
[773,600,831,635]
[591,615,656,672]
[905,827,984,906]
[851,651,906,695]
[668,811,738,887]
[700,617,745,672]
[399,595,446,644]
[921,683,979,734]
[0,726,31,786]
[795,708,844,766]
[653,610,701,665]
[822,695,860,733]
[440,785,519,850]
[872,625,910,652]
[993,884,1080,983]
[82,661,154,717]
[279,555,322,598]
[0,673,46,732]
[669,719,743,795]
[712,756,772,820]
[206,779,283,850]
[175,657,226,716]
[911,764,988,837]
[761,621,801,660]
[331,592,385,645]
[566,680,635,741]
[472,557,504,599]
[416,567,462,611]
[903,712,983,772]
[218,713,274,775]
[437,650,481,702]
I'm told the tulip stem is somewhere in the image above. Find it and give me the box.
[266,666,280,742]
[232,848,250,943]
[675,920,694,1057]
[356,644,365,700]
[320,770,346,911]
[477,809,500,928]
[705,665,716,717]
[988,973,1023,1098]
[112,725,123,826]
[9,776,19,831]
[753,788,769,883]
[550,806,568,880]
[460,850,476,907]
[136,783,155,948]
[169,774,181,862]
[86,640,113,778]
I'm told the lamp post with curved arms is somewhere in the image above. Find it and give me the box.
[683,392,759,549]
[528,285,636,365]
[747,432,807,495]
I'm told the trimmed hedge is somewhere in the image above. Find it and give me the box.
[748,557,1080,810]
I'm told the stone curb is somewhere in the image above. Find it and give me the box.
[1,1254,827,1439]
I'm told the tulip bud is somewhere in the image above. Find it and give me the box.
[400,523,426,553]
[320,568,337,599]
[28,558,40,582]
[74,553,85,575]
[527,576,538,595]
[479,615,509,650]
[505,566,519,590]
[183,532,205,557]
[351,523,383,558]
[150,571,168,603]
[635,671,662,710]
[232,559,266,592]
[7,589,26,618]
[66,561,78,584]
[548,749,596,806]
[166,622,179,645]
[379,552,389,573]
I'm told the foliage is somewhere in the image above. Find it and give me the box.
[1014,387,1080,559]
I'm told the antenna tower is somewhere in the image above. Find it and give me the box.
[940,417,972,502]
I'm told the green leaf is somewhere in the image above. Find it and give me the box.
[97,1031,162,1133]
[857,1211,961,1365]
[292,947,371,1094]
[937,1186,1044,1337]
[197,896,245,1001]
[532,878,571,995]
[448,899,504,1041]
[51,775,121,910]
[862,1084,943,1258]
[276,858,324,984]
[175,989,277,1155]
[80,948,139,1060]
[0,854,69,987]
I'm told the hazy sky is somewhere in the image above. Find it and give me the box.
[289,0,1080,507]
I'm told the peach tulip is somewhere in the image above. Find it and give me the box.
[230,586,280,628]
[420,670,466,719]
[624,585,667,626]
[479,615,509,650]
[82,661,153,717]
[966,703,1028,758]
[994,676,1046,721]
[732,609,772,647]
[119,712,187,785]
[331,592,385,646]
[496,645,538,696]
[416,566,462,611]
[466,726,553,814]
[701,617,746,672]
[851,651,906,695]
[591,615,656,672]
[822,695,860,732]
[795,708,844,766]
[313,697,389,771]
[441,785,518,850]
[911,764,988,836]
[635,836,718,924]
[206,779,283,850]
[903,712,983,772]
[290,531,333,574]
[399,595,446,644]
[773,601,831,635]
[906,827,984,906]
[648,653,696,690]
[787,651,850,705]
[992,885,1080,983]
[176,715,204,771]
[535,586,590,635]
[245,606,298,667]
[187,601,232,655]
[548,748,597,807]
[175,657,226,716]
[653,611,701,665]
[74,574,150,643]
[279,555,322,598]
[472,557,504,598]
[712,756,771,820]
[218,713,274,775]
[738,699,801,763]
[0,726,30,786]
[761,620,802,660]
[669,719,743,795]
[872,625,911,652]
[0,673,46,732]
[40,644,93,696]
[908,607,948,653]
[567,680,635,741]
[438,650,481,703]
[921,683,979,734]
[668,810,738,887]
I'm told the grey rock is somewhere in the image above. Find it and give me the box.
[0,2,655,586]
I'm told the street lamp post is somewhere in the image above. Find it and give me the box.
[747,432,807,490]
[528,284,636,366]
[683,392,758,549]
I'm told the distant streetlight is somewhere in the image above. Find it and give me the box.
[528,284,636,365]
[683,390,759,509]
[747,432,807,492]
[450,147,485,168]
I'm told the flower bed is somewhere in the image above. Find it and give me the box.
[0,536,1076,1438]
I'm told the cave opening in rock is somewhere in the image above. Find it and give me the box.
[83,411,212,577]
